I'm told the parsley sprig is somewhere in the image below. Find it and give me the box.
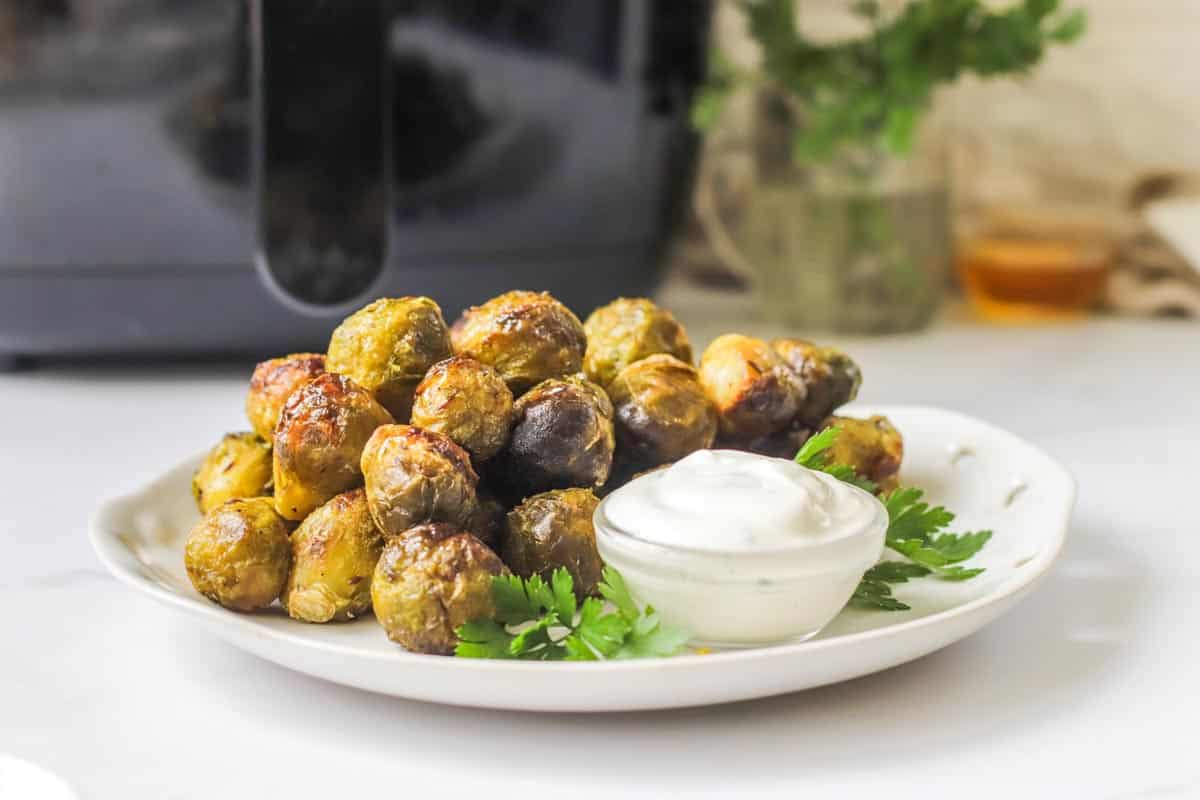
[794,427,878,493]
[455,567,689,661]
[798,427,993,611]
[884,488,992,581]
[694,0,1086,164]
[852,561,931,611]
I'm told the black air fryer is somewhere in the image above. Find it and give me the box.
[0,0,710,365]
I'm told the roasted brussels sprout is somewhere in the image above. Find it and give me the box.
[273,373,395,521]
[597,460,667,497]
[184,497,292,612]
[372,524,506,654]
[245,353,326,440]
[822,415,904,492]
[409,355,514,461]
[464,485,506,549]
[582,297,693,387]
[496,376,614,498]
[698,334,807,439]
[716,423,812,461]
[449,290,587,394]
[607,354,717,471]
[503,488,602,600]
[771,339,863,427]
[191,432,273,514]
[326,296,453,421]
[360,424,479,537]
[610,461,674,493]
[282,489,384,623]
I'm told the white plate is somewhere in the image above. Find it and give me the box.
[89,406,1074,712]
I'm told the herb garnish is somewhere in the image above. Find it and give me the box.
[798,428,993,611]
[455,567,689,661]
[693,0,1087,164]
[794,427,879,493]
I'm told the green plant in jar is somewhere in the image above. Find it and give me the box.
[693,0,1087,332]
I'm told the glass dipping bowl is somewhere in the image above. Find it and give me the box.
[593,492,887,649]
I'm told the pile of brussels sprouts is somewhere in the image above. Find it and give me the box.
[184,291,903,655]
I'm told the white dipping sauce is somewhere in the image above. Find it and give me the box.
[595,450,888,646]
[604,449,881,551]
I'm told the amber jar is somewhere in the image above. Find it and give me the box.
[957,206,1115,321]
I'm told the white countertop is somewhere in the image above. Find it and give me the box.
[2,299,1198,799]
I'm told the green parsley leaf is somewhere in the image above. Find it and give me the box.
[455,568,688,661]
[794,427,879,493]
[883,489,992,580]
[454,619,516,659]
[562,634,598,661]
[937,566,987,582]
[888,538,956,568]
[698,0,1087,161]
[1051,9,1087,42]
[794,427,841,468]
[508,613,559,659]
[883,487,956,544]
[926,530,994,564]
[842,474,994,611]
[551,568,577,622]
[615,610,691,660]
[597,566,640,622]
[850,577,911,611]
[863,561,932,583]
[492,574,543,624]
[524,574,556,617]
[822,463,879,494]
[576,604,631,659]
[849,562,933,610]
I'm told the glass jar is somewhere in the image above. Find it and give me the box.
[740,135,951,334]
[957,205,1115,321]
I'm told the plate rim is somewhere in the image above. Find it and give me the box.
[89,404,1076,674]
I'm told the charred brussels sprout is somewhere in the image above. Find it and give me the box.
[326,296,453,421]
[360,424,479,537]
[245,353,326,440]
[607,354,717,471]
[698,334,806,439]
[503,488,602,599]
[771,339,862,428]
[282,489,384,623]
[372,524,506,655]
[597,460,670,497]
[449,290,587,394]
[273,373,395,521]
[822,415,904,493]
[582,297,693,387]
[715,423,812,461]
[409,355,514,462]
[464,485,507,549]
[191,432,273,514]
[184,497,292,611]
[496,377,614,498]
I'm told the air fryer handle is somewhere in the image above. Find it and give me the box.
[251,0,389,309]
